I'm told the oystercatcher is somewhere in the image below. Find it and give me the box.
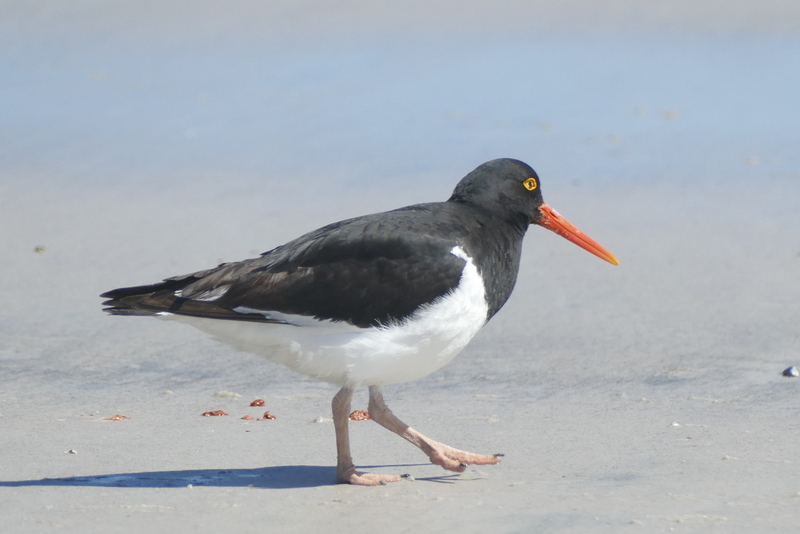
[101,158,618,485]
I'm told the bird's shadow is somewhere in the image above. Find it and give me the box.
[0,464,466,489]
[0,466,336,490]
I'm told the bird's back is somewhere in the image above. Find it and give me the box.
[102,200,526,328]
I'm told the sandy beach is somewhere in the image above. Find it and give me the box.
[2,2,799,532]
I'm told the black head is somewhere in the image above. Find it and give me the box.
[449,158,620,265]
[448,158,545,229]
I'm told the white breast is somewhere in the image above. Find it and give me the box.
[164,246,488,387]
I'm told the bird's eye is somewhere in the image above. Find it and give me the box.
[522,178,538,191]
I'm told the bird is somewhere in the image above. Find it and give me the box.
[101,158,619,485]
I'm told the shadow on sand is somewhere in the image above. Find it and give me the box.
[0,465,338,490]
[0,464,468,489]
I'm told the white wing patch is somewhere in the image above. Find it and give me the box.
[232,307,343,327]
[175,285,230,302]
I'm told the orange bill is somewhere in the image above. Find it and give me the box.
[536,203,620,265]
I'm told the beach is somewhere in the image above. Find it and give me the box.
[1,2,799,532]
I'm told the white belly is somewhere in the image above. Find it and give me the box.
[163,246,488,387]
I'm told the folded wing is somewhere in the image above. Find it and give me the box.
[101,209,466,328]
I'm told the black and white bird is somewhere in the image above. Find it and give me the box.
[101,158,618,485]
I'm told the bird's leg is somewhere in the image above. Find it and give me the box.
[368,385,503,473]
[332,386,402,486]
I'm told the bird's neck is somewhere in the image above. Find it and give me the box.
[460,211,527,321]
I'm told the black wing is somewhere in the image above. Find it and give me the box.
[101,206,467,328]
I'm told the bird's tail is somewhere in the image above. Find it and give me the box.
[100,279,194,316]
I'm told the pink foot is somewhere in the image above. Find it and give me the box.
[429,446,504,472]
[338,467,404,486]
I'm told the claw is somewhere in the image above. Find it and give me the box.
[493,453,505,458]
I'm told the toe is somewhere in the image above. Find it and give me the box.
[342,470,403,486]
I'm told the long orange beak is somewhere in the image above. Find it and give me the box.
[536,203,620,265]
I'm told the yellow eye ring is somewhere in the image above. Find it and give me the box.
[522,177,538,191]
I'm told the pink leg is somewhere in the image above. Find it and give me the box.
[332,386,403,486]
[367,385,503,473]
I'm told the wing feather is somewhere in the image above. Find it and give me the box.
[102,206,467,327]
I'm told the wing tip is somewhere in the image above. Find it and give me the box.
[101,305,158,317]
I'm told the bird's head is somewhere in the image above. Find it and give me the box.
[449,158,619,265]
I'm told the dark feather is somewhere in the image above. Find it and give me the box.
[102,159,542,329]
[102,204,472,328]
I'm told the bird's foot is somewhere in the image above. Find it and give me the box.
[337,466,404,486]
[428,446,504,472]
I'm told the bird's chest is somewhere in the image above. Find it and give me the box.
[339,248,489,385]
[465,228,523,319]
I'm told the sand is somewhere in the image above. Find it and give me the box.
[1,2,799,533]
